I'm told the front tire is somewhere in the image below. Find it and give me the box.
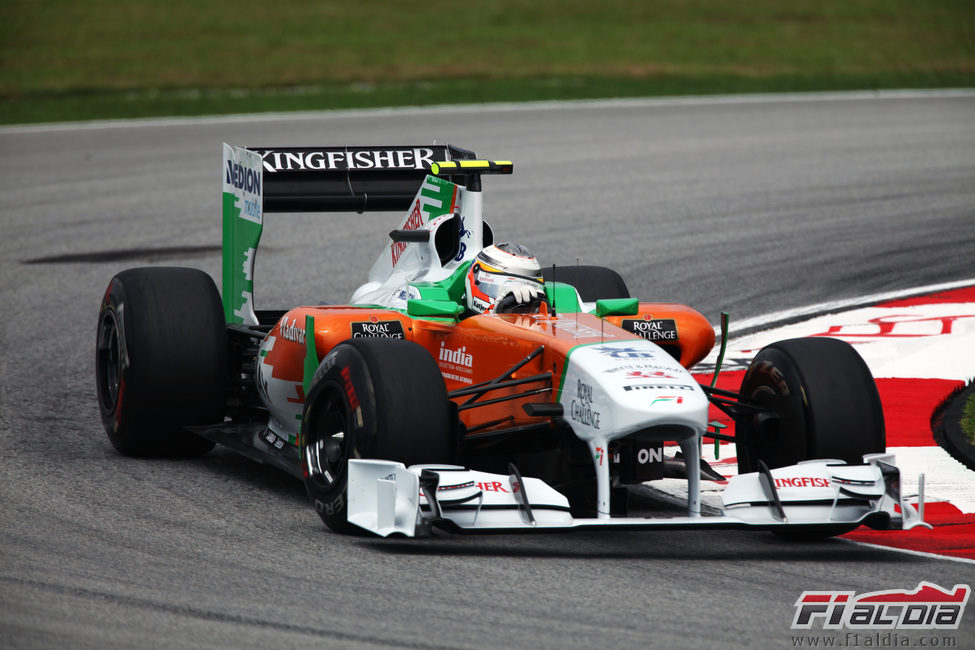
[300,338,455,533]
[95,267,226,456]
[736,337,885,474]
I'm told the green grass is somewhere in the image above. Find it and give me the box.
[963,391,975,445]
[2,0,973,124]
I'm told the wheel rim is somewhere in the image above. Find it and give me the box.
[745,385,780,467]
[96,311,122,412]
[305,389,350,490]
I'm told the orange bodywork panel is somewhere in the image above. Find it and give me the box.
[258,302,714,437]
[602,302,716,368]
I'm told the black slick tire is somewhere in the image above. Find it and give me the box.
[95,267,226,456]
[300,338,455,534]
[737,337,885,474]
[736,337,886,539]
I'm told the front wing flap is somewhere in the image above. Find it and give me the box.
[346,453,931,537]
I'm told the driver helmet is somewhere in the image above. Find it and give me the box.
[465,242,544,314]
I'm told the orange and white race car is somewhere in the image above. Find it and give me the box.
[95,143,928,538]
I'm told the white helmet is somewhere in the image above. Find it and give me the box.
[465,242,546,314]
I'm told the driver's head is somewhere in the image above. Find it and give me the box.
[465,242,545,314]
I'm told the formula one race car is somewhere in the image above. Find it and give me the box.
[95,143,929,538]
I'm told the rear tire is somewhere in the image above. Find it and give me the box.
[736,337,885,474]
[95,267,226,456]
[542,265,629,301]
[300,338,455,534]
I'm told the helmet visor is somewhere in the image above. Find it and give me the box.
[472,263,544,301]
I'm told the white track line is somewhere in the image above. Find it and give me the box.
[3,89,974,134]
[839,539,975,565]
[716,277,975,337]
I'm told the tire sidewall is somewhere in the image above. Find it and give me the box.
[301,343,380,530]
[96,276,131,444]
[738,347,809,472]
[300,338,454,533]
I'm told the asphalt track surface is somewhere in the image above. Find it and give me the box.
[2,92,974,649]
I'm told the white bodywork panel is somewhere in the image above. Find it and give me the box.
[350,177,481,308]
[347,454,929,537]
[557,340,710,518]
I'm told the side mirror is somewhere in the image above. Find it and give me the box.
[595,298,639,317]
[407,299,463,319]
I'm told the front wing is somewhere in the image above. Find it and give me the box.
[346,454,930,537]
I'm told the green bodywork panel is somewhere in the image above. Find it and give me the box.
[407,299,464,318]
[411,262,471,303]
[222,191,263,324]
[595,297,639,317]
[544,282,582,313]
[302,314,318,400]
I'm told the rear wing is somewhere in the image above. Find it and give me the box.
[254,144,478,213]
[221,143,482,324]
